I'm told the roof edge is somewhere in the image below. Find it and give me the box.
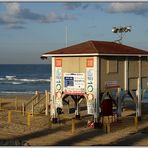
[42,53,148,57]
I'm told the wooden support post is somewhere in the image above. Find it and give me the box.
[32,103,34,117]
[135,116,138,132]
[0,98,1,109]
[107,123,111,133]
[15,97,18,110]
[8,111,12,124]
[22,102,25,116]
[45,90,49,116]
[103,117,106,132]
[124,57,128,91]
[114,114,117,122]
[72,118,75,133]
[117,88,122,118]
[27,112,31,128]
[67,104,70,114]
[49,118,52,128]
[137,57,142,119]
[35,91,39,103]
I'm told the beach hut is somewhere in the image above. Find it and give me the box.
[41,40,148,125]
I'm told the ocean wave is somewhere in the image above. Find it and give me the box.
[0,78,5,81]
[0,76,50,84]
[5,75,16,80]
[0,91,35,95]
[19,78,50,83]
[0,81,24,85]
[12,82,23,85]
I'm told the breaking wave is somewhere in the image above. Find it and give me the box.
[0,91,35,95]
[0,76,50,85]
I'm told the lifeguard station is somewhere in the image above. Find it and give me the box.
[41,40,148,126]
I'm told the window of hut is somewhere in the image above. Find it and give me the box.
[107,59,118,74]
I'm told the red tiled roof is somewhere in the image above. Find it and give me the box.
[42,40,148,56]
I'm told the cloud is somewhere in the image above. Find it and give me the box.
[8,25,25,29]
[5,3,20,16]
[63,2,148,17]
[0,3,22,26]
[42,12,76,23]
[63,3,90,10]
[0,3,76,29]
[63,3,106,11]
[108,3,148,16]
[18,8,45,21]
[63,3,82,10]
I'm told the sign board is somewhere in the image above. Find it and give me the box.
[55,67,63,108]
[86,58,94,67]
[63,73,85,95]
[86,68,94,93]
[86,58,95,114]
[55,67,62,91]
[105,81,120,89]
[55,59,62,67]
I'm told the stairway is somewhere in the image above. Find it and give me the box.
[23,91,50,115]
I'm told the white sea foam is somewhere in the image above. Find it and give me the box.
[0,76,50,84]
[0,78,5,80]
[0,91,35,95]
[5,75,16,80]
[19,78,50,83]
[12,82,23,85]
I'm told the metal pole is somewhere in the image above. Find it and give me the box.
[65,25,68,47]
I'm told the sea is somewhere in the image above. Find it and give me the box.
[0,64,148,102]
[0,64,51,96]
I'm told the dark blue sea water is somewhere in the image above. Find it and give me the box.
[0,64,51,95]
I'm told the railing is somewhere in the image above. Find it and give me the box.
[24,91,40,110]
[22,90,50,116]
[32,95,46,115]
[0,97,20,111]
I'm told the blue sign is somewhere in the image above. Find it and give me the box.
[64,77,74,87]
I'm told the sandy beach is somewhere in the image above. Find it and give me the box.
[0,94,148,146]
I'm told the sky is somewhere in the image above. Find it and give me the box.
[0,2,148,64]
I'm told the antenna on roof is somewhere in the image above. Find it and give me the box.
[65,25,68,47]
[112,26,132,44]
